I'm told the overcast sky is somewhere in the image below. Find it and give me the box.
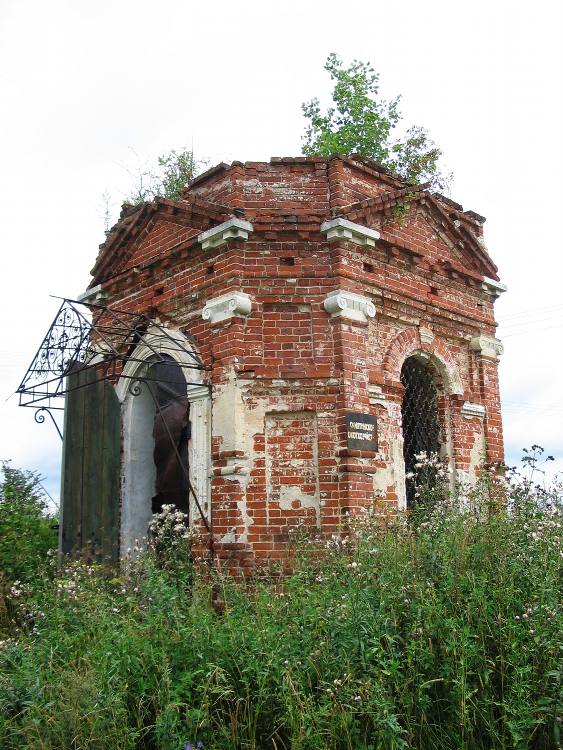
[1,0,562,506]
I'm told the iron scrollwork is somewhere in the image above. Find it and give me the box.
[128,379,144,397]
[16,297,208,441]
[34,408,63,440]
[23,303,94,390]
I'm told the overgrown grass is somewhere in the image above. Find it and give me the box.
[0,461,561,749]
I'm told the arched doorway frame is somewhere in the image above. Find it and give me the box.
[116,327,211,556]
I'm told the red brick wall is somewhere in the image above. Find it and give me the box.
[92,156,504,570]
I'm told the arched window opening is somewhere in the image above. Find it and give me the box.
[401,356,441,506]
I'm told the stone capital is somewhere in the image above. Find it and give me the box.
[481,277,507,299]
[461,401,486,419]
[198,218,253,250]
[470,334,504,359]
[320,217,381,247]
[77,283,106,305]
[202,291,252,324]
[187,384,211,402]
[323,290,376,323]
[419,327,435,346]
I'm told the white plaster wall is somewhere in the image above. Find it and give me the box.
[211,376,261,544]
[121,382,156,554]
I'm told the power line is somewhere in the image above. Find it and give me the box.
[500,322,563,338]
[498,302,563,322]
[38,480,59,512]
[499,314,563,331]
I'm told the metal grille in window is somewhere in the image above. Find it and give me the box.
[401,356,441,506]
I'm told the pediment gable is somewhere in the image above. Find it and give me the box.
[91,196,232,285]
[339,187,499,281]
[108,217,198,279]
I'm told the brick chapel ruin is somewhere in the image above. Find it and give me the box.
[19,155,506,570]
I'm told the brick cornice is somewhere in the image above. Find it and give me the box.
[340,188,500,282]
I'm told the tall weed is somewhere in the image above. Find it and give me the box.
[0,459,561,749]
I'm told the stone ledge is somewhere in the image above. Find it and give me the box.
[323,289,376,323]
[202,291,252,324]
[198,218,253,250]
[320,217,381,246]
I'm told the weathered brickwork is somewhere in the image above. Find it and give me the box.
[87,155,505,571]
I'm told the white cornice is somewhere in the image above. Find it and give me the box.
[198,218,253,250]
[320,218,381,247]
[202,291,252,324]
[323,290,376,323]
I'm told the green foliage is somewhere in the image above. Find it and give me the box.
[125,148,208,205]
[0,464,561,749]
[302,53,450,190]
[146,503,195,590]
[0,462,57,586]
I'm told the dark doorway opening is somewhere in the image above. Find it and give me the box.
[149,356,190,518]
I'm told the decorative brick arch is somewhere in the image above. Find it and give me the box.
[383,327,464,396]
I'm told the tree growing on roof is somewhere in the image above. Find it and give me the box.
[126,148,208,205]
[101,148,208,234]
[302,53,451,191]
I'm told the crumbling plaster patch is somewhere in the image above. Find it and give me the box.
[278,487,320,527]
[213,374,253,544]
[371,399,407,508]
[213,375,312,543]
[470,428,486,476]
[212,374,247,463]
[392,433,407,509]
